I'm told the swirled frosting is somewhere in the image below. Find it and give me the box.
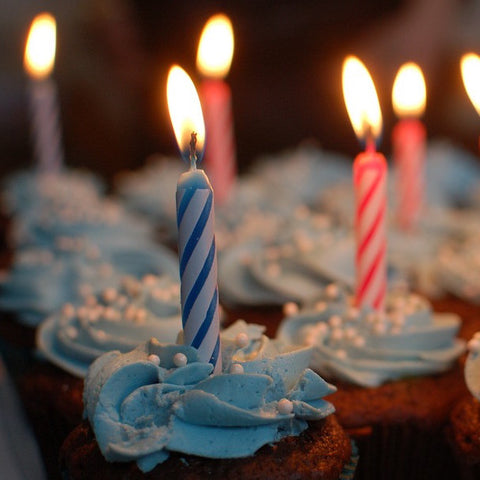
[0,242,178,326]
[84,321,336,472]
[465,332,480,401]
[37,273,181,377]
[277,284,465,387]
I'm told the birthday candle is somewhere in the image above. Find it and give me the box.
[24,12,63,174]
[461,52,480,151]
[343,56,387,311]
[167,65,221,373]
[392,63,426,230]
[197,14,236,204]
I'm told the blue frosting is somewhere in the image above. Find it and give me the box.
[0,243,178,326]
[84,321,336,472]
[277,285,465,387]
[37,273,182,377]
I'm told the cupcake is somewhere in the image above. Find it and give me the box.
[17,272,181,480]
[60,320,358,479]
[447,332,480,480]
[277,283,467,479]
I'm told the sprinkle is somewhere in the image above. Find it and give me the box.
[95,330,107,342]
[346,307,359,320]
[266,262,281,278]
[352,336,365,348]
[85,295,97,307]
[65,326,78,339]
[102,288,118,303]
[135,309,147,324]
[142,274,157,286]
[335,349,347,359]
[148,354,161,366]
[277,398,294,415]
[283,302,299,317]
[235,332,249,348]
[229,363,244,374]
[325,284,339,299]
[314,301,327,313]
[468,338,480,353]
[330,328,343,342]
[125,305,137,321]
[62,303,75,318]
[173,353,188,367]
[373,322,387,336]
[328,315,342,328]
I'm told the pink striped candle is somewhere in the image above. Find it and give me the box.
[354,143,387,311]
[343,56,387,311]
[197,14,236,204]
[24,13,62,174]
[392,63,427,231]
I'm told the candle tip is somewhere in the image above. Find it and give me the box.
[189,132,198,169]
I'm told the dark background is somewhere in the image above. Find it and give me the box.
[1,0,480,182]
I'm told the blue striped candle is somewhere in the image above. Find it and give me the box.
[168,65,221,373]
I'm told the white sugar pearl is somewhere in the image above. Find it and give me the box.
[373,322,387,335]
[335,349,347,359]
[85,295,97,307]
[102,288,117,303]
[344,327,356,340]
[283,302,299,317]
[390,312,405,327]
[143,274,157,286]
[314,301,327,313]
[135,309,147,323]
[65,326,78,339]
[352,336,365,348]
[95,330,107,342]
[468,338,480,353]
[325,284,339,299]
[148,354,161,366]
[235,332,249,348]
[330,328,343,342]
[277,398,294,415]
[328,315,342,328]
[346,307,359,320]
[173,352,188,367]
[62,303,75,318]
[266,262,281,277]
[230,363,244,374]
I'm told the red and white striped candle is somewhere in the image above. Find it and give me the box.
[392,63,426,231]
[197,14,236,204]
[24,12,63,174]
[343,56,387,312]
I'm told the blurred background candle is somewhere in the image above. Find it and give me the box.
[343,55,387,312]
[461,52,480,152]
[392,62,426,231]
[24,12,62,174]
[196,13,236,204]
[167,65,221,373]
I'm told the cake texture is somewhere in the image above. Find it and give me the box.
[60,320,357,479]
[447,332,480,480]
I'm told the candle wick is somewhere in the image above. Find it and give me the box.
[365,126,376,153]
[189,132,198,170]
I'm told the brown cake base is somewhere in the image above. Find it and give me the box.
[326,363,468,480]
[447,396,480,480]
[60,415,353,480]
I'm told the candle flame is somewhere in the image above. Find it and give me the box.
[342,56,382,142]
[392,62,426,118]
[24,13,56,80]
[461,52,480,116]
[196,14,234,79]
[167,65,205,162]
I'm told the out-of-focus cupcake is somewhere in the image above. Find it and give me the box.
[277,283,467,480]
[447,332,480,480]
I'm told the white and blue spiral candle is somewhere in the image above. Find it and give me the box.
[24,12,62,174]
[167,65,221,373]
